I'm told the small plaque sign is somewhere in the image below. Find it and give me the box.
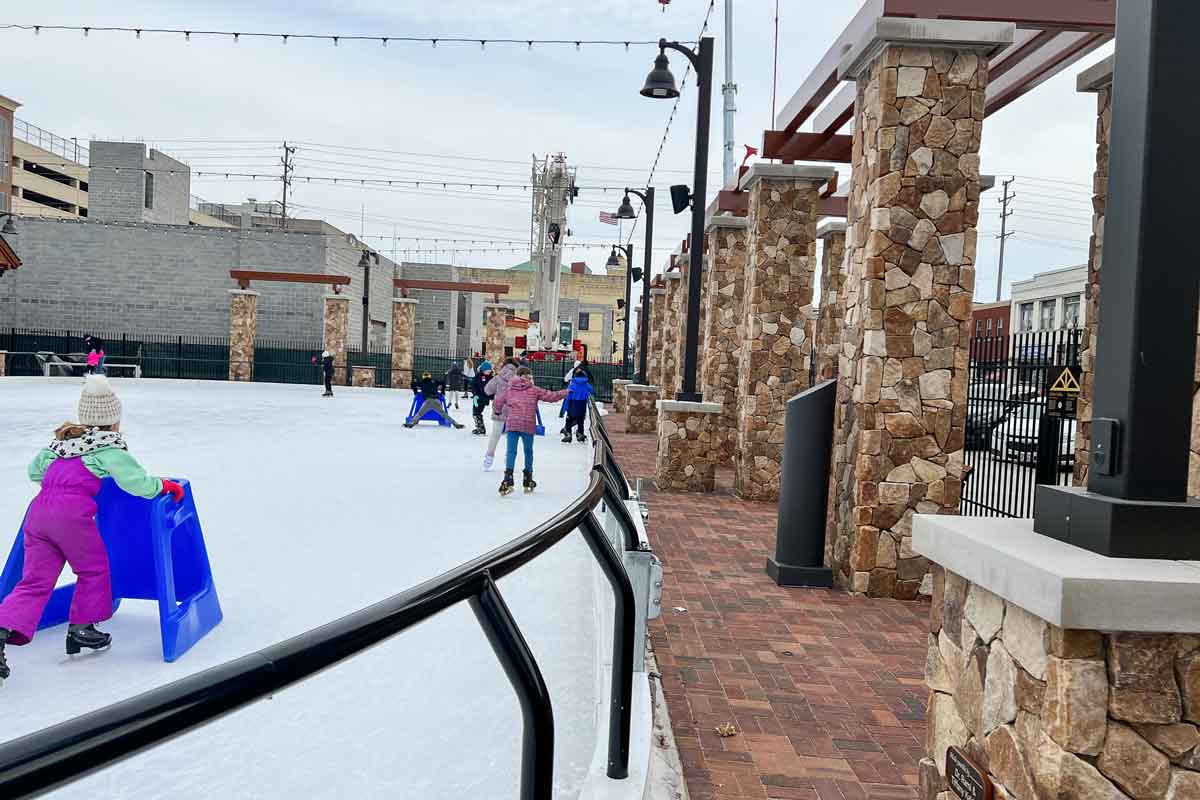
[947,746,992,800]
[1045,364,1082,419]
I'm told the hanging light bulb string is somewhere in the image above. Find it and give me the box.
[1,23,688,49]
[625,0,715,248]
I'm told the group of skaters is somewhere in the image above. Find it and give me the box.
[405,356,596,496]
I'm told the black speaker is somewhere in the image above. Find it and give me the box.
[670,184,692,215]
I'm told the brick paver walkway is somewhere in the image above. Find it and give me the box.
[606,415,930,800]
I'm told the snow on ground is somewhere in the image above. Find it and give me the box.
[1,378,600,799]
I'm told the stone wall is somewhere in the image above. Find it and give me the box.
[391,299,418,387]
[702,217,750,465]
[921,568,1200,800]
[626,384,659,435]
[661,273,683,398]
[612,379,632,413]
[228,290,257,382]
[655,401,720,493]
[351,366,376,388]
[827,42,985,598]
[734,165,829,501]
[647,288,666,390]
[815,222,848,383]
[323,295,350,385]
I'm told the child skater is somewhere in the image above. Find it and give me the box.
[0,375,183,681]
[482,357,519,471]
[471,361,494,435]
[562,367,594,443]
[492,367,569,496]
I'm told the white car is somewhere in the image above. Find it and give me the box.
[990,398,1077,471]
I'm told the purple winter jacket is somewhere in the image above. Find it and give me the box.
[484,363,518,416]
[493,377,568,435]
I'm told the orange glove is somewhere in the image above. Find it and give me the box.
[161,479,185,503]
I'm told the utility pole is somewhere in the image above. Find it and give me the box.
[995,177,1015,302]
[721,0,737,188]
[280,141,296,230]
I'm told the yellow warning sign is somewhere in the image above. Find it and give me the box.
[1049,366,1081,394]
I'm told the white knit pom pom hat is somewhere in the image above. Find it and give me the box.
[78,374,123,428]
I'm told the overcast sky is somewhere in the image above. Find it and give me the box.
[3,1,1110,301]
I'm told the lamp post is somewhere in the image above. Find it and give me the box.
[605,244,635,375]
[615,187,654,382]
[641,36,714,402]
[0,213,16,237]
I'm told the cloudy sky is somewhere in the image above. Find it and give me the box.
[3,1,1109,301]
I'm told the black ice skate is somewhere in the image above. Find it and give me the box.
[499,470,515,496]
[0,628,10,681]
[575,430,587,443]
[561,431,573,443]
[523,471,536,494]
[66,624,111,656]
[452,421,465,430]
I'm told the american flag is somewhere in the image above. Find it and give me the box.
[598,211,619,226]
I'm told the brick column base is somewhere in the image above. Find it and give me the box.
[655,400,721,493]
[351,366,376,387]
[625,385,660,434]
[612,379,632,413]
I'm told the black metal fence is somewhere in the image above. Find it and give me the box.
[0,402,639,800]
[961,329,1083,518]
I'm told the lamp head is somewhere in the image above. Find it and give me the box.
[640,50,679,99]
[615,194,637,219]
[606,247,621,268]
[1,215,16,236]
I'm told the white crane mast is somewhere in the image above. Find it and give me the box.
[528,153,576,351]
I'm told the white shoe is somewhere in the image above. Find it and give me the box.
[483,454,494,471]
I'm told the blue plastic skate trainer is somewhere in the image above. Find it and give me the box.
[0,478,223,662]
[405,393,454,427]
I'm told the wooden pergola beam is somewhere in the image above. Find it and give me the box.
[229,270,351,292]
[392,278,511,302]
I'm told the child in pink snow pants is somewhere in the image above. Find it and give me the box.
[0,375,183,682]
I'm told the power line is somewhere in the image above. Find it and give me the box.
[0,24,679,49]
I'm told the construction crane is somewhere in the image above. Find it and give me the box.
[526,153,577,352]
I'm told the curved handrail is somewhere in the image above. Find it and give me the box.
[0,406,641,800]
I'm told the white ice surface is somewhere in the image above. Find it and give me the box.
[0,378,599,799]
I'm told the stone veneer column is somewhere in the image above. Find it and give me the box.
[323,294,350,385]
[646,288,667,390]
[228,289,258,382]
[351,366,376,387]
[483,303,510,362]
[660,273,683,398]
[734,164,833,501]
[701,215,750,466]
[814,221,848,382]
[0,350,7,377]
[625,384,660,434]
[655,400,721,492]
[611,379,632,413]
[391,298,418,388]
[827,23,1009,598]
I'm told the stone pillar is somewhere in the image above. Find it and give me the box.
[611,379,632,413]
[0,351,6,377]
[483,303,510,362]
[702,215,750,466]
[625,384,660,434]
[734,164,833,501]
[646,288,667,390]
[323,294,351,385]
[351,366,376,387]
[815,221,848,382]
[390,298,418,389]
[661,272,683,398]
[827,22,1009,598]
[227,289,258,382]
[655,400,721,492]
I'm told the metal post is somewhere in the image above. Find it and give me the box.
[996,177,1014,302]
[469,575,555,800]
[579,511,635,779]
[621,243,633,377]
[1034,0,1200,559]
[721,0,737,189]
[663,36,714,403]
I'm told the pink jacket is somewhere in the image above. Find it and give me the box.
[493,377,568,435]
[86,350,103,367]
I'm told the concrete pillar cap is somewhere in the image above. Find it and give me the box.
[324,293,350,302]
[817,220,848,238]
[651,288,667,296]
[228,289,260,297]
[1078,54,1115,93]
[739,163,837,192]
[627,384,660,391]
[665,272,682,281]
[657,399,722,414]
[838,18,1015,80]
[706,214,750,231]
[392,297,419,304]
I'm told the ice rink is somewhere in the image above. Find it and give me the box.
[0,377,601,799]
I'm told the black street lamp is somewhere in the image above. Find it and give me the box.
[615,187,655,383]
[641,36,714,402]
[0,213,17,237]
[606,243,637,377]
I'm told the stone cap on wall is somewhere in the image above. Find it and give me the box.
[392,297,419,305]
[705,214,750,231]
[838,18,1015,81]
[817,220,847,238]
[482,302,512,311]
[324,293,350,302]
[913,514,1200,634]
[650,288,667,296]
[657,399,722,414]
[1078,54,1115,93]
[626,384,660,392]
[665,272,682,281]
[739,163,837,192]
[228,289,260,297]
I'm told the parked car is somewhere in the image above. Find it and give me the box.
[965,383,1040,451]
[990,397,1076,471]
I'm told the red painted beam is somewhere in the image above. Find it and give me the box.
[763,131,854,164]
[986,32,1109,116]
[230,270,351,291]
[882,0,1114,31]
[393,278,510,295]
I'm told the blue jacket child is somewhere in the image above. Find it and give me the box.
[562,371,593,442]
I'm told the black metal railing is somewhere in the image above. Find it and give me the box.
[0,405,640,800]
